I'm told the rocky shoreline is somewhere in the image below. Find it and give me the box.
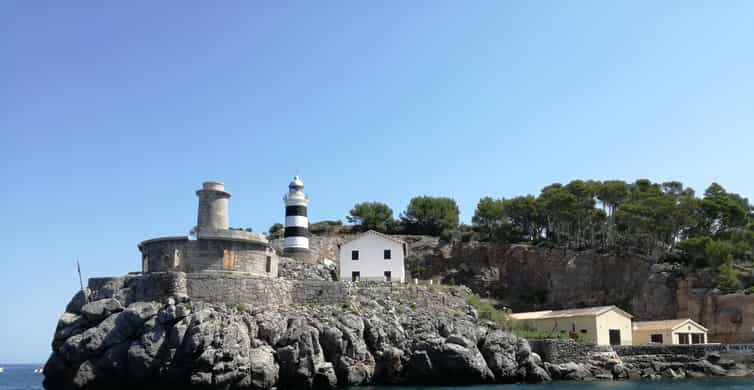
[43,281,752,389]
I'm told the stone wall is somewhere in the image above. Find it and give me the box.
[86,272,472,316]
[290,280,352,305]
[139,237,278,277]
[614,344,754,362]
[527,340,754,366]
[88,272,186,305]
[528,339,614,364]
[185,272,292,309]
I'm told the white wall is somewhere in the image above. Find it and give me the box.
[595,310,633,346]
[339,233,405,283]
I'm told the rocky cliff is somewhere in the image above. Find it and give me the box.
[44,281,551,390]
[400,237,754,343]
[301,234,754,343]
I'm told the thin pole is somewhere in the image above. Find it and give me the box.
[77,260,87,303]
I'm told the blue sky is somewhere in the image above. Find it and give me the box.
[1,1,753,363]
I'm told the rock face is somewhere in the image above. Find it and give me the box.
[402,239,754,343]
[44,283,549,390]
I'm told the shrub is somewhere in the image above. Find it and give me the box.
[718,259,741,292]
[465,294,509,325]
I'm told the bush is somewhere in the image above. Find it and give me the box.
[309,220,344,235]
[465,294,508,325]
[226,303,246,312]
[718,259,741,292]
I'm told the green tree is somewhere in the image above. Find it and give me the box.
[538,184,579,245]
[401,196,460,237]
[596,180,630,246]
[504,195,545,241]
[699,183,750,236]
[472,197,507,241]
[267,223,284,239]
[347,202,395,232]
[704,239,735,268]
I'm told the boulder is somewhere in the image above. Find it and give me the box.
[248,346,279,389]
[65,289,91,314]
[81,298,124,322]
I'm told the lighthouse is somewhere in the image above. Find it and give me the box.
[283,175,311,258]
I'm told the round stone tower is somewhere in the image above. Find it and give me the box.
[283,175,310,256]
[196,181,231,231]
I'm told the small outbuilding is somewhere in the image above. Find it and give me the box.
[632,319,708,345]
[338,230,406,283]
[510,305,633,346]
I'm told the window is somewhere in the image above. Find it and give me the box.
[384,271,391,282]
[384,249,391,259]
[691,334,703,344]
[352,250,359,260]
[351,271,360,282]
[266,256,272,273]
[580,329,587,334]
[678,333,690,344]
[651,334,663,343]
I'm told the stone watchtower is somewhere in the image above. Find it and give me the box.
[138,181,278,276]
[196,182,231,232]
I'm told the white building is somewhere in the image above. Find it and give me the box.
[339,230,407,283]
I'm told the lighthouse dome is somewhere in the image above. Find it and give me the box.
[289,176,304,191]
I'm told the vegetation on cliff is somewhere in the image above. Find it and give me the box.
[331,180,752,290]
[269,179,752,292]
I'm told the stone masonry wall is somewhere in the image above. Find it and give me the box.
[529,339,614,364]
[614,344,754,362]
[290,281,352,305]
[88,272,187,305]
[86,272,472,316]
[140,238,277,277]
[185,272,292,310]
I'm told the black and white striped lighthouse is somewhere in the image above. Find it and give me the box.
[283,175,310,256]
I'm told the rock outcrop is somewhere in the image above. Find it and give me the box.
[44,283,548,390]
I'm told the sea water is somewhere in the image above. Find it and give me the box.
[0,364,43,390]
[351,378,754,390]
[1,365,752,390]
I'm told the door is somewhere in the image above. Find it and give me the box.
[609,329,621,345]
[351,271,360,282]
[384,271,391,282]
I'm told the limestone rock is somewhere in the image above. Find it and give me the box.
[81,298,124,322]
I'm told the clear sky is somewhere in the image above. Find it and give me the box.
[1,1,753,363]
